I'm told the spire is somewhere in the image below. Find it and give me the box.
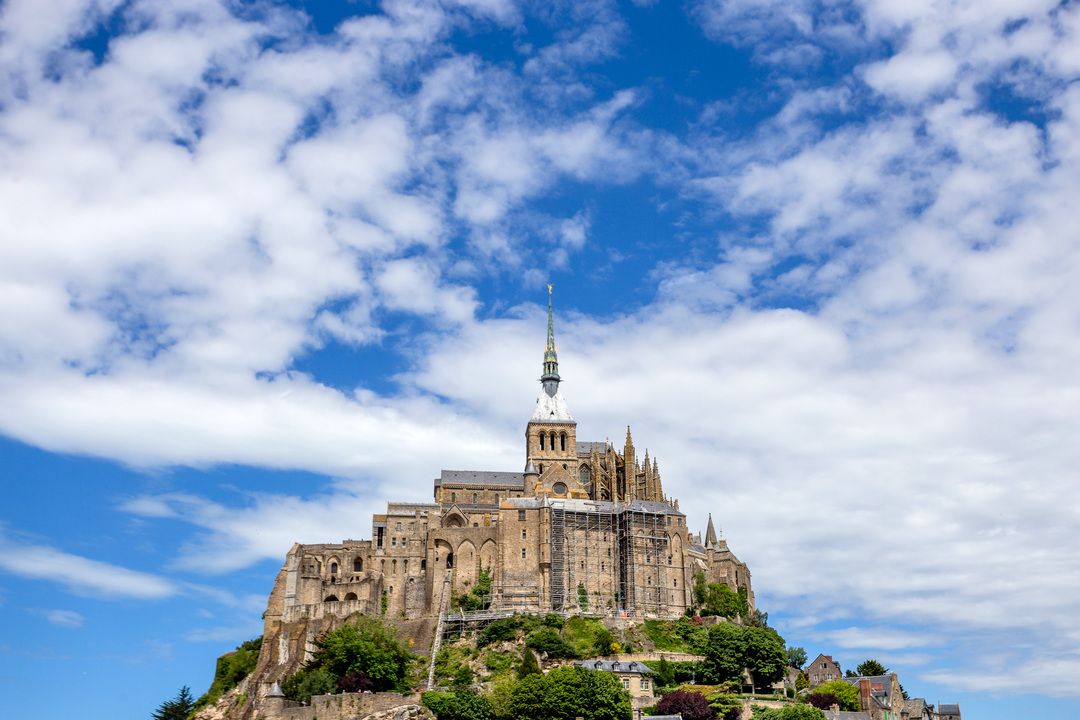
[540,283,560,394]
[705,513,718,547]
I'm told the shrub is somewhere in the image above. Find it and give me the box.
[479,618,521,647]
[656,690,715,720]
[517,646,541,678]
[422,690,494,720]
[193,637,263,710]
[282,667,338,703]
[456,569,494,612]
[808,681,859,711]
[526,628,576,659]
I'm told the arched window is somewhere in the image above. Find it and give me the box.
[472,492,478,503]
[579,465,591,486]
[560,433,566,451]
[451,492,456,503]
[549,432,556,450]
[446,552,454,569]
[392,559,397,574]
[540,433,545,450]
[323,595,339,603]
[353,558,362,572]
[330,562,338,575]
[344,592,358,601]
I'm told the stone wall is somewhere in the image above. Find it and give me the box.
[262,692,426,720]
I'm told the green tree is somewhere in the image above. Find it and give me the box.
[855,659,889,677]
[301,616,413,692]
[795,671,808,692]
[517,646,541,678]
[655,656,676,689]
[281,667,337,704]
[701,624,745,684]
[508,665,630,720]
[423,690,494,720]
[742,627,787,691]
[525,627,576,659]
[786,646,807,669]
[709,694,743,720]
[809,680,859,711]
[578,582,589,611]
[151,686,195,720]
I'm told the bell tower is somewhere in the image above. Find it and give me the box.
[525,285,580,496]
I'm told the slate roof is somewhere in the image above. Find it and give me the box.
[577,660,654,674]
[823,712,872,720]
[577,441,607,455]
[436,470,526,488]
[938,704,960,715]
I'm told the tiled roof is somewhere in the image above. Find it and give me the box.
[436,470,526,487]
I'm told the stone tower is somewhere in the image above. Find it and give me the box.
[525,285,581,497]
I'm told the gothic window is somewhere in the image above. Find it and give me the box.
[560,432,566,451]
[549,432,556,449]
[353,558,362,572]
[392,559,397,574]
[579,465,591,488]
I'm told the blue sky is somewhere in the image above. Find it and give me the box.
[1,1,1079,718]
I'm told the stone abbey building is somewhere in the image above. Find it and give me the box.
[265,289,752,632]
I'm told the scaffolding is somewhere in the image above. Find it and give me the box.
[550,507,566,611]
[618,505,669,617]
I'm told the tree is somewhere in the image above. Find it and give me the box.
[655,656,676,689]
[457,568,494,612]
[656,690,715,720]
[855,659,889,677]
[741,627,786,691]
[752,706,825,720]
[805,692,840,710]
[151,686,195,720]
[423,690,494,720]
[702,623,745,684]
[525,627,576,659]
[309,617,413,691]
[809,680,859,711]
[508,665,631,720]
[281,667,338,703]
[517,646,541,678]
[786,646,807,669]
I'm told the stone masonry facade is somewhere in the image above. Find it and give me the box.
[260,288,754,662]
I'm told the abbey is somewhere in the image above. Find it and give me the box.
[265,289,752,629]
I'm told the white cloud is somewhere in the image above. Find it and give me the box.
[32,609,86,628]
[0,530,176,599]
